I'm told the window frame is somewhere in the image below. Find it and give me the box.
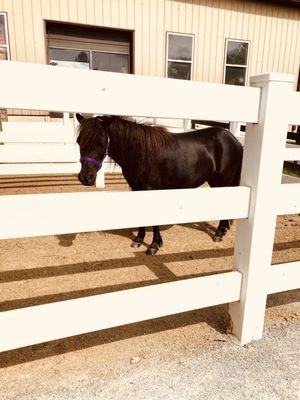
[223,38,250,86]
[46,21,133,73]
[0,11,10,60]
[48,46,130,73]
[165,31,195,80]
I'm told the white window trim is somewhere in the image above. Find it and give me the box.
[223,38,250,86]
[166,32,194,80]
[0,12,10,60]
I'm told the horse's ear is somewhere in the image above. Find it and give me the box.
[76,113,85,123]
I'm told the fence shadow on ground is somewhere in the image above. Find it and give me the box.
[0,303,232,368]
[0,234,299,368]
[0,245,233,286]
[0,252,233,311]
[0,288,298,368]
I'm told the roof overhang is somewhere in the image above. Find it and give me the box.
[258,0,300,7]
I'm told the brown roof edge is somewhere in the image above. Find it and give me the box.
[257,0,300,7]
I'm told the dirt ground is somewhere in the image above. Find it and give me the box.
[0,174,299,400]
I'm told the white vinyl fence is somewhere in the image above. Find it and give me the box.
[0,117,120,188]
[0,113,81,175]
[0,61,299,352]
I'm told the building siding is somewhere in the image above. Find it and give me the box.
[0,0,299,87]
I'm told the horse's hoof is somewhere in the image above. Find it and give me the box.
[146,246,158,255]
[131,240,142,248]
[213,235,223,242]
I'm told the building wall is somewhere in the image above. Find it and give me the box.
[0,0,299,87]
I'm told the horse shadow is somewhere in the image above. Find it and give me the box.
[56,233,78,247]
[182,222,217,240]
[106,221,217,243]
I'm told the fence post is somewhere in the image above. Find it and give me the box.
[0,109,8,132]
[183,119,191,131]
[229,73,294,345]
[96,168,105,189]
[229,121,241,137]
[63,112,70,126]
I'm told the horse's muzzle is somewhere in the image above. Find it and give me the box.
[78,173,95,186]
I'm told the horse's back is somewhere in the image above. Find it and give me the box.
[190,127,243,186]
[149,127,241,189]
[173,126,243,167]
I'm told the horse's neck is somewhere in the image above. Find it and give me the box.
[107,122,151,189]
[107,122,135,171]
[107,145,125,170]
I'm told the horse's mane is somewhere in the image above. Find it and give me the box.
[77,117,105,154]
[77,115,174,169]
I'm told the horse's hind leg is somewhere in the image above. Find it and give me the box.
[214,220,230,242]
[131,227,146,248]
[208,170,240,242]
[146,226,163,255]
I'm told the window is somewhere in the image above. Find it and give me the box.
[0,12,9,60]
[166,33,194,80]
[224,39,249,86]
[49,48,90,69]
[92,52,129,73]
[47,22,132,73]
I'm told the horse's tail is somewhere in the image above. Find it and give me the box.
[230,142,243,187]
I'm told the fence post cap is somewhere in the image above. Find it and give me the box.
[250,73,295,85]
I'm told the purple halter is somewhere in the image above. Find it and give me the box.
[80,156,103,170]
[80,136,110,171]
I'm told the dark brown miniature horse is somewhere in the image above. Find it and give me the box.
[76,114,243,255]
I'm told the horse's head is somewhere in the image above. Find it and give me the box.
[76,113,109,186]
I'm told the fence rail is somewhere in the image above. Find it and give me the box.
[0,162,81,175]
[0,117,80,176]
[0,187,250,239]
[0,61,260,122]
[0,61,299,352]
[290,92,300,125]
[0,122,75,143]
[277,183,300,214]
[284,144,300,161]
[0,271,242,352]
[268,262,300,294]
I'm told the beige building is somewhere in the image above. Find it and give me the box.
[0,0,300,99]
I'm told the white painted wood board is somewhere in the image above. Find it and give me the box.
[0,144,80,163]
[0,163,80,175]
[284,144,300,161]
[289,92,300,125]
[0,61,261,122]
[0,271,242,352]
[268,262,300,294]
[0,186,250,239]
[277,183,300,214]
[1,122,75,143]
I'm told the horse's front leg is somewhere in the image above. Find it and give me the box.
[131,227,146,248]
[214,220,230,242]
[146,226,163,255]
